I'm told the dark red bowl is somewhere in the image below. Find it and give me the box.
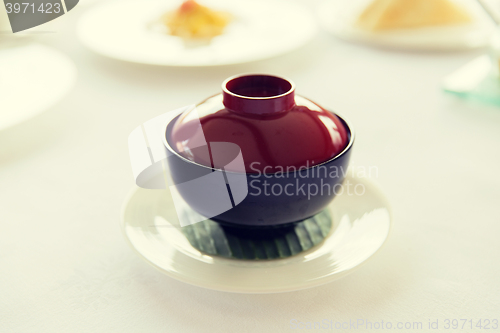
[162,74,355,227]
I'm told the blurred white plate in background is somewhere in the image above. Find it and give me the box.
[77,0,318,66]
[318,0,495,50]
[0,44,77,131]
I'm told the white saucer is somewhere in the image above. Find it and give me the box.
[0,43,77,131]
[77,0,318,66]
[121,175,392,293]
[318,0,495,51]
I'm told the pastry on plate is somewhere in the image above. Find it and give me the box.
[162,0,232,39]
[356,0,472,31]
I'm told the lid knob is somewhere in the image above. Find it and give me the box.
[222,74,296,115]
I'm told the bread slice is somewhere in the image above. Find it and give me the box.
[356,0,472,31]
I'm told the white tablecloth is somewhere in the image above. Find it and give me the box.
[2,1,500,332]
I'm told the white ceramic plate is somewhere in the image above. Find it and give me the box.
[0,43,77,131]
[318,0,495,51]
[77,0,318,66]
[121,175,392,293]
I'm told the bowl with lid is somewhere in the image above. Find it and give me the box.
[163,74,354,227]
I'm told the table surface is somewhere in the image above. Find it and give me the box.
[2,1,500,332]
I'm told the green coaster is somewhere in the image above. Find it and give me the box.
[181,210,332,260]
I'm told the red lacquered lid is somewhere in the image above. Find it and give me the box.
[169,74,349,173]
